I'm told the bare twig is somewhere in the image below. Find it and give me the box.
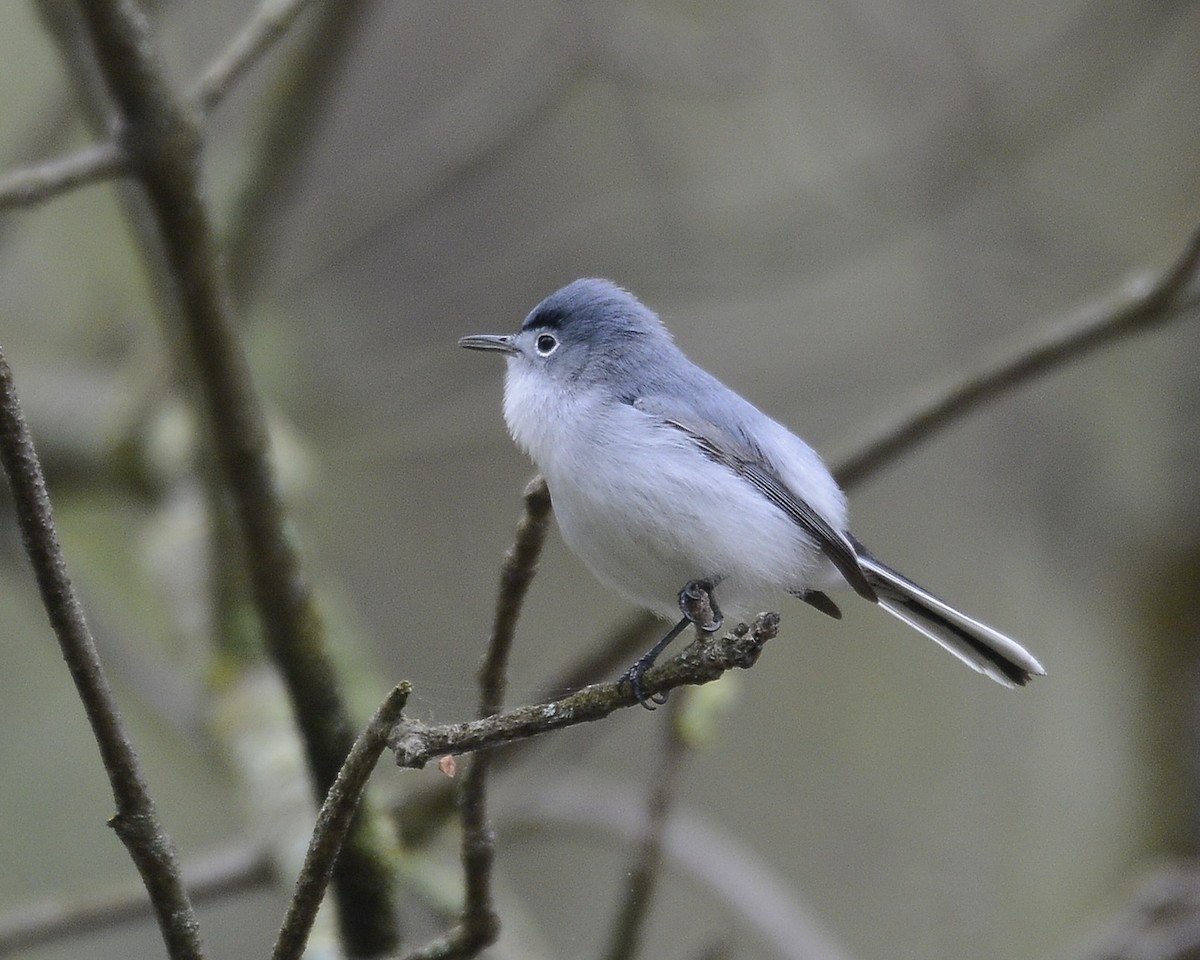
[0,347,204,960]
[602,696,690,960]
[273,683,412,960]
[0,140,129,211]
[402,478,552,960]
[68,1,399,952]
[191,0,322,115]
[834,225,1200,489]
[391,614,780,769]
[0,843,272,956]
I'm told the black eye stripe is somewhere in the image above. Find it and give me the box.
[522,305,565,332]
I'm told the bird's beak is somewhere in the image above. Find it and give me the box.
[459,334,518,355]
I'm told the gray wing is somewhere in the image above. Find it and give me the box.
[631,396,877,602]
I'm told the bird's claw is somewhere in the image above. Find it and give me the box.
[678,579,723,633]
[619,658,670,709]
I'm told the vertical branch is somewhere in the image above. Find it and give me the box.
[54,1,399,953]
[273,684,412,960]
[0,347,204,960]
[478,476,554,718]
[404,477,552,960]
[602,694,690,960]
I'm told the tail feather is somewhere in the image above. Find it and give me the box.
[854,550,1045,688]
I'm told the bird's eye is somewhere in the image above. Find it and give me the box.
[535,334,559,356]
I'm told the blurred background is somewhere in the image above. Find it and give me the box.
[1,0,1199,958]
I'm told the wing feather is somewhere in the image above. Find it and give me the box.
[631,397,877,602]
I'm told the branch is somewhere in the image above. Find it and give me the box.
[481,476,553,713]
[190,0,323,116]
[0,347,204,960]
[69,1,399,952]
[1,0,321,210]
[0,843,271,956]
[391,614,780,769]
[0,140,129,211]
[401,478,552,960]
[602,696,690,960]
[394,608,659,849]
[273,683,412,960]
[834,224,1200,489]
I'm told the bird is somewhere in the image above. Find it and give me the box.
[460,278,1045,705]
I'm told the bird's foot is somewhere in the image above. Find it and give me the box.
[620,581,724,710]
[618,653,671,709]
[678,579,723,633]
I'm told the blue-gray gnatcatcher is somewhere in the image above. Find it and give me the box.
[461,278,1045,704]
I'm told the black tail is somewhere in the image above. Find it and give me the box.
[854,548,1045,687]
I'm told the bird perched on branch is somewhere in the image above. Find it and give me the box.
[461,279,1045,706]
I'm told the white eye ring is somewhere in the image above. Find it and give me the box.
[535,333,559,356]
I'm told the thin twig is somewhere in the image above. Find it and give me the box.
[391,614,780,769]
[0,140,129,211]
[834,224,1200,489]
[71,2,399,953]
[481,476,554,714]
[402,478,553,960]
[191,0,321,115]
[273,683,412,960]
[0,347,205,960]
[0,843,272,956]
[602,695,690,960]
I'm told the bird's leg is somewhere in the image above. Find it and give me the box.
[620,579,723,709]
[619,616,690,709]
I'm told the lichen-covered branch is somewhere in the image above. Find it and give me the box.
[390,614,780,769]
[0,347,204,960]
[394,607,659,850]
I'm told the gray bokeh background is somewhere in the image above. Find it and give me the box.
[2,1,1199,959]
